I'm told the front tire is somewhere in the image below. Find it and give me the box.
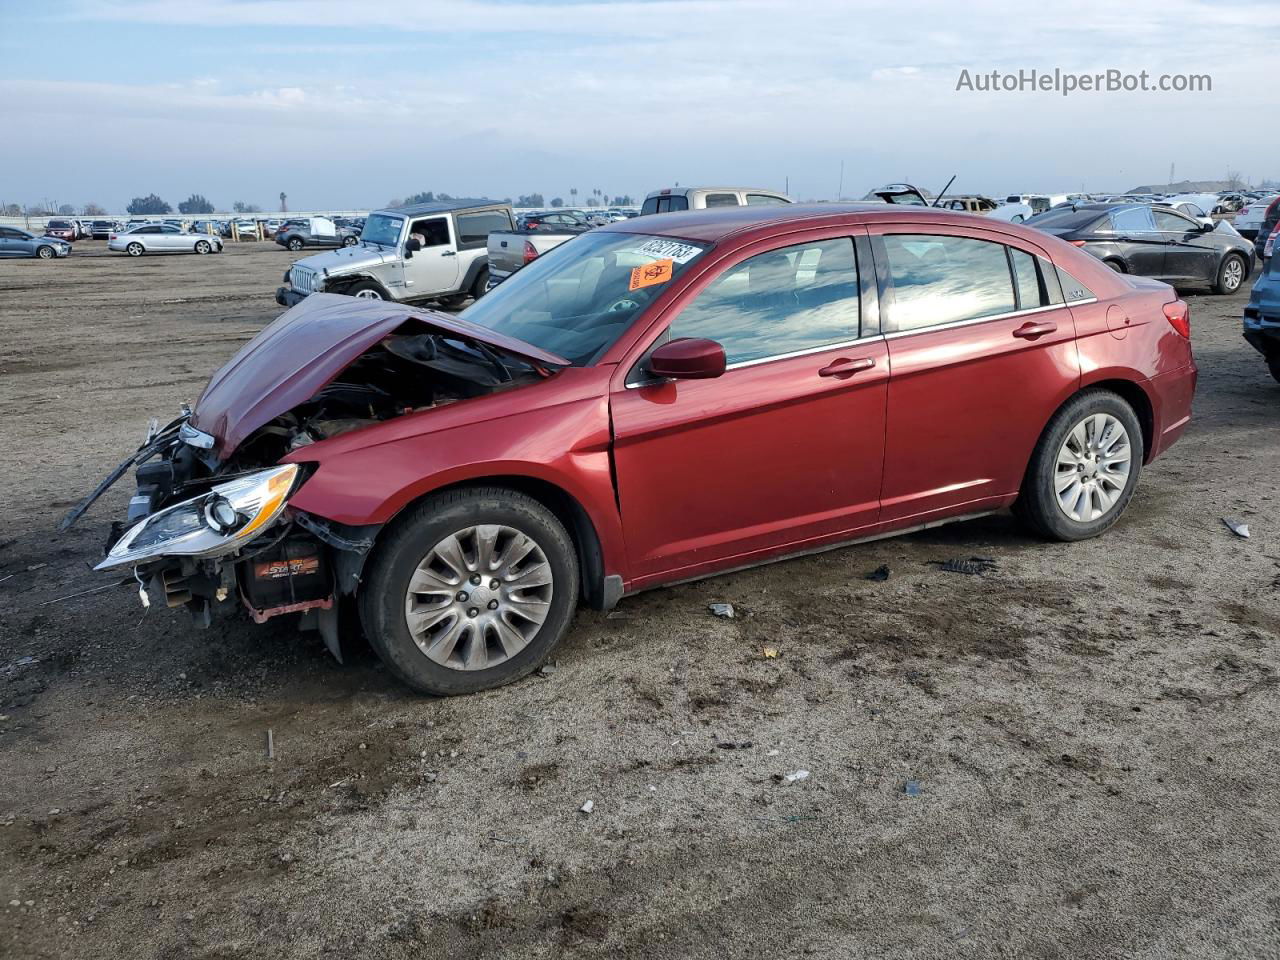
[1014,390,1144,542]
[345,280,385,300]
[359,488,579,696]
[1214,253,1246,295]
[126,242,144,257]
[36,245,55,260]
[194,240,211,255]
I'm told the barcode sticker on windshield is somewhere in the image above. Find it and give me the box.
[635,239,702,264]
[629,258,674,291]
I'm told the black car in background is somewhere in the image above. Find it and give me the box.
[1027,203,1255,294]
[1254,199,1280,263]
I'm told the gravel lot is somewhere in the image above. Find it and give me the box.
[1,240,1278,959]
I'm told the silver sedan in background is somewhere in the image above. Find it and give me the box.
[0,226,72,259]
[108,224,224,257]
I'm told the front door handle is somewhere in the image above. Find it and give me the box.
[441,250,457,257]
[1013,320,1057,340]
[818,357,876,378]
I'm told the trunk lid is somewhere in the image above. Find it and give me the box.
[190,293,570,455]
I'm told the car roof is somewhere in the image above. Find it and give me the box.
[644,186,787,199]
[385,199,504,216]
[600,202,982,243]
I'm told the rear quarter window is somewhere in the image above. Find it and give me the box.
[702,193,740,208]
[456,210,514,250]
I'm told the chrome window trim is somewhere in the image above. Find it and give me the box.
[625,332,879,389]
[882,299,1095,341]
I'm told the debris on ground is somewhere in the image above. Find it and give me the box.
[762,645,779,659]
[539,662,558,676]
[579,799,594,815]
[1222,518,1251,539]
[904,780,922,798]
[865,565,891,582]
[775,769,810,784]
[716,741,753,750]
[932,557,998,576]
[709,602,736,618]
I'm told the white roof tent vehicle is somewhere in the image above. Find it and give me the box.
[640,186,792,215]
[277,200,513,308]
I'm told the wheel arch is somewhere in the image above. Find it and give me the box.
[368,475,612,611]
[326,273,394,299]
[1064,377,1156,463]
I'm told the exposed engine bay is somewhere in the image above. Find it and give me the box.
[61,317,548,658]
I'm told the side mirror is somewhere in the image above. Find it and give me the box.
[648,338,727,380]
[1200,220,1216,232]
[405,236,422,252]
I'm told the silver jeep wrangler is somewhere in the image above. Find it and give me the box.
[276,200,513,307]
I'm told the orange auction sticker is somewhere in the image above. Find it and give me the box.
[629,258,674,291]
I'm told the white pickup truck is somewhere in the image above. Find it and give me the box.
[485,213,594,289]
[276,200,514,307]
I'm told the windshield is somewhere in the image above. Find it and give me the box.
[459,231,709,366]
[361,213,405,247]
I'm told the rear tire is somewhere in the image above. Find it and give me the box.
[288,237,304,251]
[342,235,359,247]
[359,487,579,696]
[471,267,490,301]
[1013,390,1144,542]
[1104,259,1126,273]
[1213,253,1246,295]
[126,242,144,257]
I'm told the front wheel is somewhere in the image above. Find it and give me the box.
[126,242,144,257]
[345,280,385,300]
[36,245,55,260]
[1214,253,1246,295]
[194,240,211,255]
[359,487,579,696]
[1013,390,1144,541]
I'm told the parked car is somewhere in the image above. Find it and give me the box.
[936,196,1000,214]
[1233,195,1278,241]
[0,226,71,259]
[44,219,78,242]
[989,202,1034,223]
[639,186,791,214]
[277,200,512,307]
[486,216,593,288]
[519,211,590,232]
[72,203,1196,696]
[1253,197,1280,263]
[108,223,224,256]
[90,220,117,240]
[1026,203,1254,294]
[1243,252,1280,382]
[275,216,361,251]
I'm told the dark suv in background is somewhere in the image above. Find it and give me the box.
[1027,203,1255,294]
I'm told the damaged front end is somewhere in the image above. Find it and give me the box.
[62,294,567,658]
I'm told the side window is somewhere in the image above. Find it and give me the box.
[1009,248,1045,310]
[881,234,1016,332]
[410,218,450,247]
[703,193,740,207]
[640,197,660,215]
[162,225,181,234]
[1153,210,1195,232]
[1108,207,1156,234]
[668,237,860,366]
[1181,203,1205,218]
[746,194,788,206]
[1056,266,1096,303]
[456,210,512,250]
[0,228,15,239]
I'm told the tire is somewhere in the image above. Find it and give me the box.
[126,242,144,257]
[194,240,211,255]
[1213,253,1246,295]
[359,487,579,696]
[1267,356,1280,385]
[288,237,304,251]
[345,280,385,300]
[1011,215,1024,223]
[1013,389,1144,542]
[471,267,490,301]
[342,235,359,247]
[36,245,55,260]
[1104,259,1126,273]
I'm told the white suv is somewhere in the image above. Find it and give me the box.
[640,186,792,215]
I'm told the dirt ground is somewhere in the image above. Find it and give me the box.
[1,240,1278,960]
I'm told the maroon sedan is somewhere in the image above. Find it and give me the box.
[44,219,78,242]
[72,204,1197,695]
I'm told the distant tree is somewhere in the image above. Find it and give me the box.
[57,203,75,215]
[585,196,600,207]
[569,187,578,205]
[437,192,454,202]
[178,193,215,215]
[549,197,564,208]
[279,191,287,212]
[516,193,544,207]
[2,203,21,216]
[403,191,435,205]
[127,194,172,216]
[84,202,107,215]
[611,195,632,206]
[245,204,262,213]
[233,201,246,213]
[386,198,403,208]
[1224,169,1244,190]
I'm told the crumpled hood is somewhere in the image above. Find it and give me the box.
[189,293,570,456]
[291,243,397,274]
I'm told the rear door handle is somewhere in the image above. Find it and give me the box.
[818,357,876,378]
[1013,320,1058,340]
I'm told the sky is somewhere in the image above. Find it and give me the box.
[1,0,1277,213]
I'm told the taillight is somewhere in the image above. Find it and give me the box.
[1265,231,1277,259]
[1163,299,1191,338]
[522,240,538,265]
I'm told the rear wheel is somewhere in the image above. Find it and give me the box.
[1013,390,1144,541]
[1214,253,1246,294]
[288,237,304,251]
[126,242,144,257]
[471,266,490,301]
[359,487,579,696]
[1104,259,1126,273]
[342,235,359,247]
[36,245,55,260]
[346,280,385,300]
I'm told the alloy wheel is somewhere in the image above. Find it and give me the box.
[353,288,383,299]
[1054,413,1132,522]
[1223,257,1244,292]
[403,524,554,671]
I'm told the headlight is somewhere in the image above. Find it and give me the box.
[95,464,299,570]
